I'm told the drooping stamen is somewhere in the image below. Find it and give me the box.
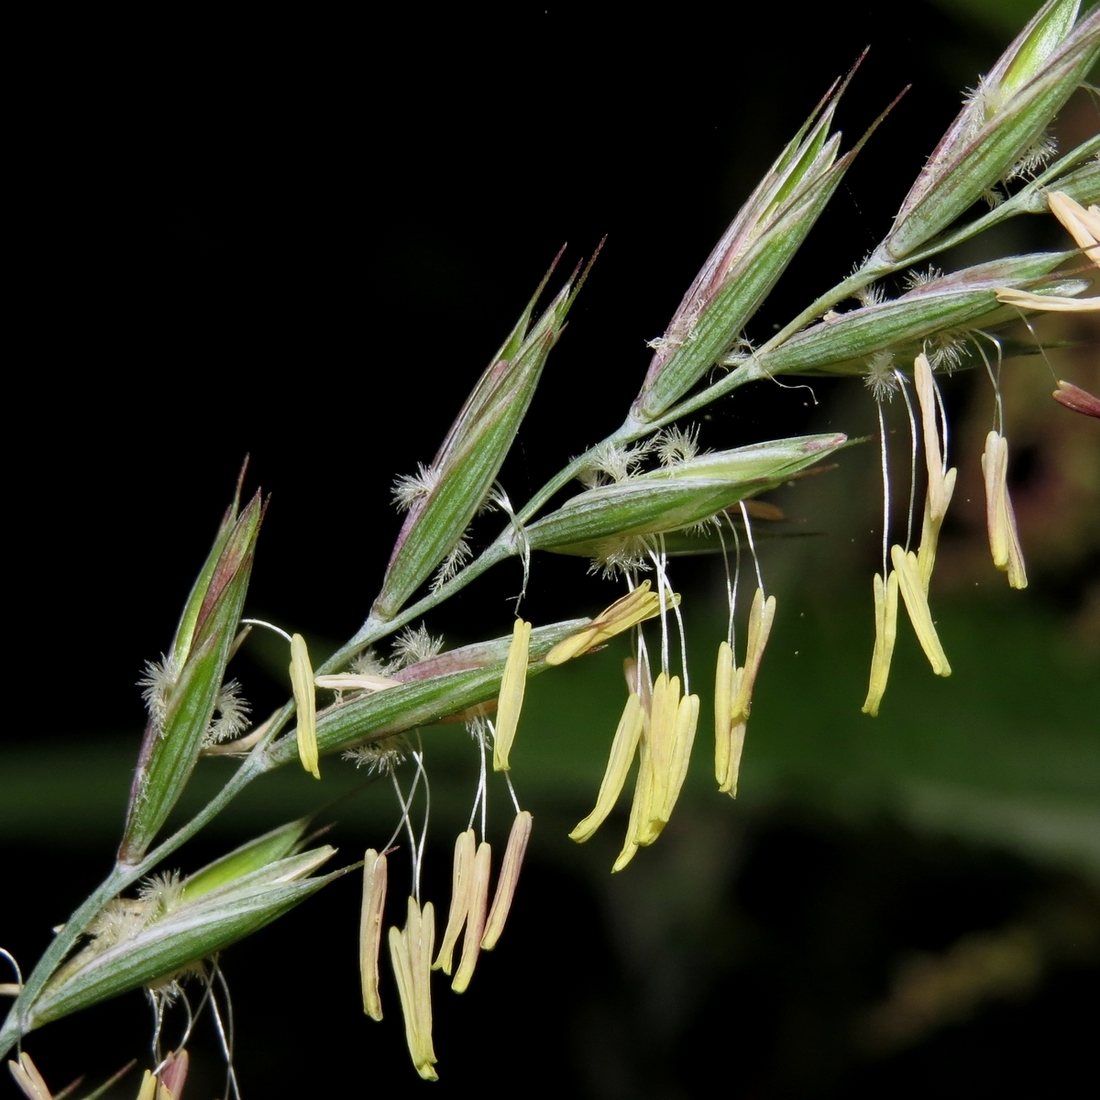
[289,633,319,779]
[545,581,673,666]
[913,354,957,589]
[494,618,531,771]
[895,370,919,551]
[433,830,475,976]
[714,641,735,788]
[482,810,534,950]
[891,545,951,677]
[361,849,388,1020]
[570,692,645,843]
[452,841,491,993]
[389,897,438,1080]
[861,569,900,717]
[981,431,1028,589]
[715,587,775,793]
[731,588,777,723]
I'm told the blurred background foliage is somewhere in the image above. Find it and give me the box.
[5,0,1098,1096]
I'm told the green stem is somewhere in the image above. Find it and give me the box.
[0,739,278,1058]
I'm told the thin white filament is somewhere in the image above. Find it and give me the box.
[468,720,489,837]
[877,398,891,578]
[241,617,294,644]
[738,501,765,596]
[388,767,421,883]
[895,370,919,551]
[413,736,431,902]
[972,330,1006,435]
[648,546,672,675]
[932,372,950,476]
[716,521,735,647]
[494,484,532,614]
[504,769,523,816]
[210,965,241,1100]
[655,536,690,693]
[724,511,743,653]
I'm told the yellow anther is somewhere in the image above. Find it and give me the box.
[714,641,735,789]
[314,672,402,692]
[913,354,957,589]
[289,633,320,779]
[981,431,1028,590]
[545,581,675,666]
[8,1053,52,1100]
[715,588,775,794]
[493,619,531,771]
[360,849,388,1021]
[570,693,645,844]
[731,588,777,722]
[433,829,475,975]
[891,545,951,677]
[996,194,1100,312]
[613,735,652,873]
[388,897,438,1081]
[482,811,534,950]
[452,841,491,993]
[1048,191,1100,267]
[613,673,700,859]
[862,570,900,717]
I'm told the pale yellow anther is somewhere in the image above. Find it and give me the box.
[994,287,1100,312]
[545,581,676,666]
[714,641,735,788]
[1048,191,1100,267]
[913,354,957,589]
[452,841,491,993]
[570,693,644,843]
[389,897,438,1081]
[891,545,951,677]
[493,619,531,771]
[981,431,1028,590]
[638,673,680,845]
[289,633,320,779]
[715,652,750,796]
[482,810,534,950]
[8,1053,52,1100]
[609,673,701,853]
[433,829,475,975]
[996,193,1100,311]
[861,570,900,717]
[731,588,777,722]
[613,735,651,873]
[916,465,957,589]
[714,588,775,795]
[314,672,402,692]
[661,692,699,822]
[134,1071,179,1100]
[360,849,388,1020]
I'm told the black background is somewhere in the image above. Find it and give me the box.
[6,3,1099,1097]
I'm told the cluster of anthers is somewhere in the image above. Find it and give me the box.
[863,191,1099,716]
[271,466,784,1080]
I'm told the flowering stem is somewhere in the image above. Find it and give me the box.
[0,718,285,1059]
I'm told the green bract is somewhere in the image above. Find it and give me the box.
[880,0,1099,261]
[756,252,1077,377]
[630,70,876,425]
[181,817,311,902]
[525,435,848,554]
[27,848,339,1031]
[118,490,264,867]
[371,260,588,622]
